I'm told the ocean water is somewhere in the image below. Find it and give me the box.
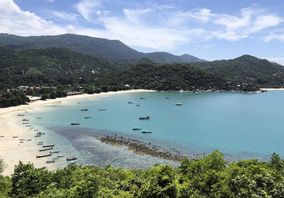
[26,91,284,166]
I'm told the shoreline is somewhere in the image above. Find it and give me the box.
[260,88,284,91]
[0,89,154,176]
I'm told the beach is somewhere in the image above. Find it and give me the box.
[0,89,154,176]
[260,88,284,91]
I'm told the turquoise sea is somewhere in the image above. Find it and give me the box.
[26,91,284,167]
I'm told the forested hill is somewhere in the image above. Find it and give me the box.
[192,55,284,87]
[0,33,204,64]
[98,62,233,91]
[0,47,110,88]
[1,46,284,92]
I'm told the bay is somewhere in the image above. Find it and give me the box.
[27,91,284,166]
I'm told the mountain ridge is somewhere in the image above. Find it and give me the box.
[0,33,204,64]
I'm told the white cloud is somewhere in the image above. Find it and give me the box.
[0,0,66,35]
[167,8,214,27]
[251,15,283,33]
[74,0,103,22]
[123,8,153,25]
[264,32,284,42]
[0,0,283,52]
[185,8,214,22]
[99,16,205,50]
[213,7,283,41]
[264,57,284,65]
[51,11,79,22]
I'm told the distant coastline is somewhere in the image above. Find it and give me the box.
[260,88,284,91]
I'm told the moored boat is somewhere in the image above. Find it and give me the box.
[43,144,54,148]
[175,103,183,106]
[56,155,64,159]
[142,130,152,134]
[66,157,77,161]
[39,147,53,152]
[70,123,80,125]
[46,160,55,164]
[139,116,150,120]
[36,153,52,158]
[50,151,60,154]
[132,128,141,131]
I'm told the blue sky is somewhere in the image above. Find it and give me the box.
[1,0,284,64]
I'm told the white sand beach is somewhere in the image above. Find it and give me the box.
[260,88,284,91]
[0,89,154,176]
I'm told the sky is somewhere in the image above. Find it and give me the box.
[1,0,284,64]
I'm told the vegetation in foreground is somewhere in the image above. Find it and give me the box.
[1,151,284,198]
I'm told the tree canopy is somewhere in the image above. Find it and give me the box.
[1,151,284,197]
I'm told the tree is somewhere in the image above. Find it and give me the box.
[139,165,178,198]
[10,162,52,198]
[270,153,283,170]
[0,158,4,174]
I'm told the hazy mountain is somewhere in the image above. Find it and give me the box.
[192,55,284,86]
[0,33,204,64]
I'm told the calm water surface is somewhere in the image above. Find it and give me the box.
[27,91,284,164]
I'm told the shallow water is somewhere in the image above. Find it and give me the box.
[27,91,284,165]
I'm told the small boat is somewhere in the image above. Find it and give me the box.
[12,136,18,138]
[98,109,106,111]
[128,102,133,104]
[132,128,141,131]
[165,97,170,99]
[27,139,32,141]
[56,155,64,159]
[19,141,24,144]
[39,147,53,152]
[139,116,150,120]
[0,136,5,138]
[17,114,25,116]
[50,151,60,154]
[81,109,88,111]
[140,97,146,100]
[136,104,141,107]
[36,153,52,158]
[35,133,44,137]
[43,144,54,148]
[66,157,77,161]
[175,103,183,106]
[46,160,55,164]
[70,123,80,126]
[22,119,29,121]
[84,116,92,119]
[142,130,152,134]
